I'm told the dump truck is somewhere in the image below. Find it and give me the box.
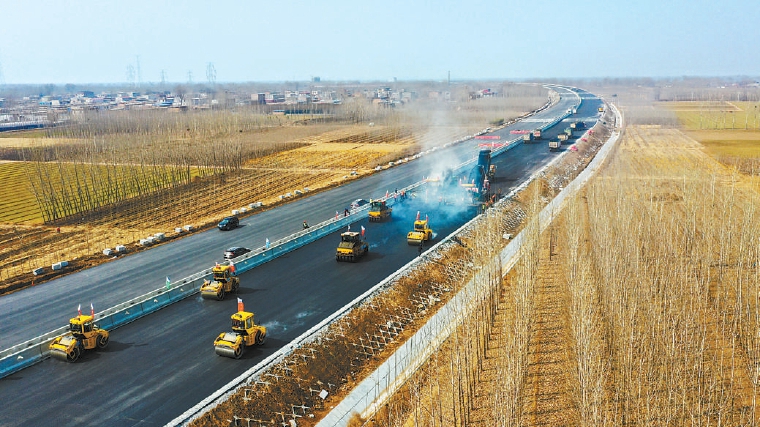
[598,106,604,112]
[49,308,109,362]
[200,264,240,300]
[570,121,585,131]
[368,199,392,222]
[336,231,369,262]
[213,302,266,359]
[549,140,561,152]
[532,129,542,140]
[407,214,433,245]
[522,133,534,143]
[558,133,569,143]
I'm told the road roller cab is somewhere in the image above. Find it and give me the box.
[200,263,240,300]
[336,231,369,262]
[49,313,109,362]
[368,200,392,222]
[213,308,267,359]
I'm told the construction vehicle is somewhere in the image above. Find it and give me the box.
[407,213,433,245]
[368,199,392,222]
[522,133,534,143]
[487,164,497,183]
[213,301,266,359]
[460,149,494,204]
[532,129,542,140]
[200,263,240,300]
[462,150,492,192]
[570,121,585,131]
[549,140,561,152]
[598,106,604,112]
[564,127,573,137]
[49,308,109,362]
[558,133,570,143]
[336,231,369,262]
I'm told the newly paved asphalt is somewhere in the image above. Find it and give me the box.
[0,87,602,426]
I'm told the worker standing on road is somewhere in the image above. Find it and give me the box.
[303,220,309,229]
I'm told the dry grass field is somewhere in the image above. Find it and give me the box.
[0,88,547,294]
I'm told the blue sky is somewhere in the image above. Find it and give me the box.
[0,0,757,84]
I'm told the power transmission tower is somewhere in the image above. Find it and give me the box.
[126,64,136,86]
[135,55,142,88]
[206,62,216,86]
[160,69,167,87]
[187,70,193,84]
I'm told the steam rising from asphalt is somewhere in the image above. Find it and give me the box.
[391,192,477,232]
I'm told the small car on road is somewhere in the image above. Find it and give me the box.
[348,199,369,210]
[224,247,251,259]
[218,216,239,231]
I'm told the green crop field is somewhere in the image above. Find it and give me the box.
[0,162,43,223]
[0,161,204,225]
[668,101,760,131]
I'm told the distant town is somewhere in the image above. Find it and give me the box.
[0,81,500,132]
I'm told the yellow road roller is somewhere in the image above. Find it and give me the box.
[49,308,109,362]
[214,300,267,359]
[407,214,433,246]
[200,263,240,300]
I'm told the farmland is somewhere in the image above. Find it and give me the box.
[665,101,760,174]
[667,101,760,131]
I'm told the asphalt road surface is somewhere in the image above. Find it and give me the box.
[0,87,603,426]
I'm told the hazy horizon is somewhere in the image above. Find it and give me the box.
[2,0,758,85]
